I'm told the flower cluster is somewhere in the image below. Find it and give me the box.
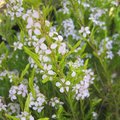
[7,103,20,115]
[58,0,70,14]
[56,78,71,93]
[89,7,107,29]
[17,111,34,120]
[79,26,90,38]
[73,69,94,100]
[22,9,41,39]
[49,32,68,55]
[1,0,120,119]
[49,97,63,109]
[13,41,23,51]
[62,18,80,40]
[69,57,84,68]
[29,84,46,113]
[0,97,7,112]
[0,70,8,80]
[9,84,28,101]
[6,0,24,20]
[98,37,114,59]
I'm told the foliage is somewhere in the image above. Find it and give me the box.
[0,0,120,120]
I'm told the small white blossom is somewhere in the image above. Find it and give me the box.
[92,112,98,120]
[71,71,76,77]
[79,26,90,37]
[13,42,23,51]
[56,79,71,93]
[62,18,80,40]
[29,84,46,113]
[58,43,67,55]
[50,43,58,49]
[9,84,28,101]
[73,69,94,100]
[49,97,63,108]
[7,103,20,115]
[0,97,7,111]
[34,29,41,35]
[48,70,56,75]
[17,111,34,120]
[40,43,47,50]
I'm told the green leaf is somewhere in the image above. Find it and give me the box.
[29,68,36,98]
[19,64,30,83]
[91,99,102,107]
[84,59,89,70]
[38,118,49,120]
[42,77,49,84]
[23,0,42,8]
[0,42,8,55]
[56,105,64,119]
[5,114,19,120]
[78,43,86,55]
[42,5,53,18]
[24,47,43,69]
[24,94,30,112]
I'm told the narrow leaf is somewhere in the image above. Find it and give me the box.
[24,94,30,112]
[24,47,43,69]
[29,69,36,98]
[19,64,30,82]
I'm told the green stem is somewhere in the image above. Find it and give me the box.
[66,93,77,120]
[80,100,85,120]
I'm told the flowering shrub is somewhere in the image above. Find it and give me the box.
[0,0,120,119]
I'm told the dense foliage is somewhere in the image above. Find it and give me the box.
[0,0,120,120]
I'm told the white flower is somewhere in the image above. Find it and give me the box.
[73,69,94,100]
[60,87,64,93]
[50,43,58,49]
[56,82,61,87]
[29,84,46,113]
[62,18,80,40]
[56,79,71,93]
[40,43,47,50]
[9,84,28,101]
[52,114,56,119]
[49,97,64,108]
[43,64,52,71]
[79,26,90,37]
[106,40,113,50]
[17,84,28,97]
[43,56,50,62]
[45,20,50,27]
[48,70,55,75]
[58,43,67,55]
[17,111,34,120]
[34,22,41,28]
[34,29,41,35]
[45,49,52,54]
[92,112,98,120]
[65,81,71,85]
[58,35,63,41]
[106,51,114,59]
[7,103,20,115]
[28,29,32,37]
[32,10,39,19]
[27,17,33,27]
[71,71,76,77]
[9,86,18,101]
[13,42,23,51]
[0,98,7,111]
